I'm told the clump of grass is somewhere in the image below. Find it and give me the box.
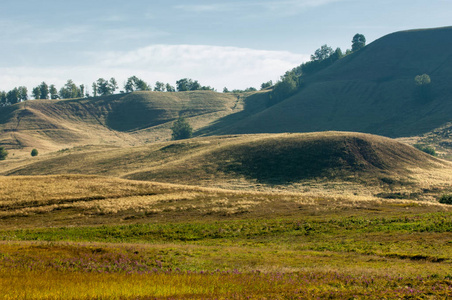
[439,194,452,205]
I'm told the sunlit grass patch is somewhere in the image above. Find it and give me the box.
[2,269,452,299]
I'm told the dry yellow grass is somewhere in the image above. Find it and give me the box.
[0,174,449,230]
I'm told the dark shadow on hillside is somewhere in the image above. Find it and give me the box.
[215,137,387,185]
[194,92,270,136]
[106,98,171,132]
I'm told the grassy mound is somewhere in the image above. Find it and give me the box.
[127,132,447,186]
[4,132,451,197]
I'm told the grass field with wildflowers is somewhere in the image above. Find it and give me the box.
[0,161,451,299]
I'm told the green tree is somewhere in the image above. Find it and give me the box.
[171,117,193,140]
[0,91,6,104]
[269,72,298,106]
[223,87,230,93]
[260,81,273,90]
[109,78,118,94]
[352,34,366,52]
[0,147,8,160]
[124,76,150,92]
[79,84,85,98]
[32,87,41,99]
[92,82,98,97]
[96,78,112,96]
[154,81,166,92]
[18,86,28,101]
[7,88,20,104]
[49,84,59,99]
[60,79,81,99]
[39,82,49,99]
[166,83,175,92]
[414,74,432,101]
[176,78,201,92]
[311,44,334,61]
[31,148,38,157]
[415,74,431,86]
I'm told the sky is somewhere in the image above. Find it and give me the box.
[1,0,451,94]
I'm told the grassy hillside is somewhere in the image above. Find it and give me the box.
[0,90,241,155]
[1,174,452,298]
[207,27,452,138]
[3,132,452,200]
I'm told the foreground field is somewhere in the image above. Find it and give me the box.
[1,175,452,298]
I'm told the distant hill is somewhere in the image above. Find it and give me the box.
[4,132,451,198]
[0,91,241,154]
[203,27,452,138]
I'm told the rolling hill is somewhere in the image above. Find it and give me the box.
[0,90,245,155]
[2,27,452,157]
[3,132,451,199]
[202,27,452,138]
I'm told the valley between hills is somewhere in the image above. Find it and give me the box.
[2,27,452,299]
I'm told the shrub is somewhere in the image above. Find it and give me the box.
[414,74,432,101]
[413,144,436,156]
[0,147,7,160]
[438,194,452,205]
[31,149,39,157]
[171,117,193,140]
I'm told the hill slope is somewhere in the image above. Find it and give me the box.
[3,132,451,198]
[0,91,241,155]
[205,27,452,138]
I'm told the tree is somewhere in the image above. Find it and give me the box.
[311,44,334,61]
[352,34,366,52]
[166,83,175,92]
[415,74,431,86]
[244,87,257,92]
[39,82,49,99]
[96,78,112,96]
[60,79,81,99]
[223,87,230,93]
[79,85,85,98]
[124,76,150,92]
[31,148,38,157]
[0,91,6,104]
[260,81,273,90]
[0,147,8,160]
[109,78,118,94]
[269,72,298,106]
[7,88,20,104]
[176,78,190,91]
[92,82,98,97]
[18,86,28,101]
[32,87,41,99]
[414,74,432,101]
[176,78,202,92]
[154,81,166,92]
[171,117,193,140]
[49,84,59,99]
[124,77,135,92]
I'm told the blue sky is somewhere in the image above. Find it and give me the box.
[1,0,451,93]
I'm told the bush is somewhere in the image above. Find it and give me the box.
[171,117,193,140]
[439,194,452,205]
[413,144,436,156]
[31,149,38,157]
[0,147,7,160]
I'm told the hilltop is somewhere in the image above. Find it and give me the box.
[3,132,451,199]
[0,90,243,155]
[203,27,452,139]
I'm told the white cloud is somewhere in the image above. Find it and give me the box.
[175,0,344,15]
[0,45,309,93]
